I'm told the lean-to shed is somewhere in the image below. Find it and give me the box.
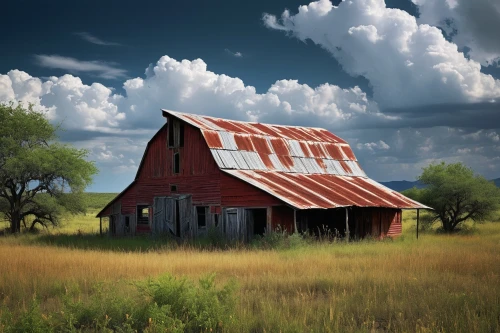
[96,110,428,240]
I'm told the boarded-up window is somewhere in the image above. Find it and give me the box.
[197,206,207,228]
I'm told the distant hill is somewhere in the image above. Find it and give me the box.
[83,193,118,211]
[381,178,500,192]
[379,180,425,192]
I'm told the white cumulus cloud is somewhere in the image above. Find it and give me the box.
[412,0,500,66]
[263,0,500,109]
[1,70,125,131]
[121,55,389,130]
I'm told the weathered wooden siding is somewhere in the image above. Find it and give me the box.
[220,172,282,207]
[351,207,402,238]
[270,206,295,233]
[386,209,402,237]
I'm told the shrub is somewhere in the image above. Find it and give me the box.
[139,273,236,332]
[1,297,53,333]
[251,227,309,250]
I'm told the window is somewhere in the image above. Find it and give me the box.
[173,152,180,174]
[170,184,177,192]
[137,205,150,225]
[197,206,207,228]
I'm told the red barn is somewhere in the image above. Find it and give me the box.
[96,110,428,240]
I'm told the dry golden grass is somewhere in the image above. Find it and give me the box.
[0,212,499,332]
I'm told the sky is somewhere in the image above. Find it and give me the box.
[1,0,500,192]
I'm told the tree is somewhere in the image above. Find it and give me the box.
[0,103,98,233]
[403,162,500,233]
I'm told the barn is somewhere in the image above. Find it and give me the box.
[96,109,428,241]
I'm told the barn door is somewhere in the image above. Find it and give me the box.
[225,209,238,240]
[152,197,176,236]
[165,198,175,235]
[177,195,192,239]
[153,197,163,234]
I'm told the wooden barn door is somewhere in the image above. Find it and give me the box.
[152,195,192,239]
[153,197,175,235]
[177,195,192,239]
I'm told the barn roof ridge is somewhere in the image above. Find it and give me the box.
[162,109,331,132]
[162,109,347,144]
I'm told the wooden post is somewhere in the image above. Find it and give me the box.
[266,207,272,234]
[416,209,420,240]
[345,207,350,242]
[293,209,297,234]
[99,217,102,236]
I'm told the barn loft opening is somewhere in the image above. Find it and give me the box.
[137,205,150,225]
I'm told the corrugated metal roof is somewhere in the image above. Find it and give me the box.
[222,170,429,209]
[163,109,429,210]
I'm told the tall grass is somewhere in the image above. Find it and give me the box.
[0,212,499,332]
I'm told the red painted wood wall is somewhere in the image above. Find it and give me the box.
[270,206,295,232]
[220,173,282,207]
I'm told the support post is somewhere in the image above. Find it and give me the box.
[293,209,298,234]
[416,209,420,240]
[99,217,102,236]
[266,207,272,234]
[345,207,350,242]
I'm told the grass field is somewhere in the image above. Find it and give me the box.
[0,206,499,332]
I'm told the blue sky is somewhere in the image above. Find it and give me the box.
[1,0,500,191]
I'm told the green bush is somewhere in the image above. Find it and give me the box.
[139,273,236,332]
[59,282,144,332]
[0,297,53,333]
[251,227,310,250]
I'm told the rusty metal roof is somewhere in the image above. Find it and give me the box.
[162,109,429,210]
[223,170,429,209]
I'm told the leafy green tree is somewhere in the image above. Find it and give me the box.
[0,103,98,233]
[403,162,500,232]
